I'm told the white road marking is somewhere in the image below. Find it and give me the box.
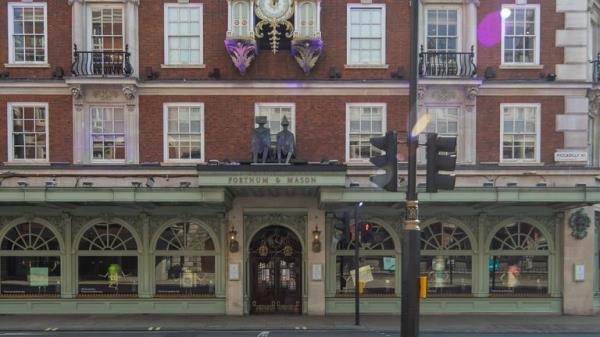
[257,331,270,337]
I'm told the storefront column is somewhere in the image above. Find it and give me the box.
[563,207,596,315]
[474,213,488,297]
[61,213,74,298]
[139,213,151,298]
[306,205,325,315]
[226,206,244,315]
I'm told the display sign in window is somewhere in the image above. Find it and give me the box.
[0,256,60,297]
[155,256,215,297]
[78,256,137,297]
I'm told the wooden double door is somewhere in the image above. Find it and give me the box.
[249,226,302,314]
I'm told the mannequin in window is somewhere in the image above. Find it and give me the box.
[500,260,520,290]
[429,256,449,289]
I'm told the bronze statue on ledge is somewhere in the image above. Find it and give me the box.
[276,116,295,164]
[252,116,271,163]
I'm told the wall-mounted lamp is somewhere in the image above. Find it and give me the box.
[179,181,191,188]
[17,181,29,188]
[228,226,239,253]
[312,225,322,253]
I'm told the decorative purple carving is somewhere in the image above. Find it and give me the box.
[291,39,324,75]
[225,38,258,75]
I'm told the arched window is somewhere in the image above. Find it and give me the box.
[297,1,317,37]
[0,221,61,297]
[488,222,549,297]
[420,222,472,296]
[334,222,396,297]
[230,1,251,37]
[77,223,138,297]
[154,222,216,297]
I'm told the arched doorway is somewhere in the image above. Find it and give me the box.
[249,226,302,314]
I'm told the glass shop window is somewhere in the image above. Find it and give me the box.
[488,222,549,297]
[0,222,61,297]
[154,222,217,297]
[77,223,138,297]
[336,256,396,296]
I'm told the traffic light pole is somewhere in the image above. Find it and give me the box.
[402,0,421,336]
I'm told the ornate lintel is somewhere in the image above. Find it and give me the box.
[465,86,479,104]
[244,213,307,243]
[225,38,258,75]
[291,39,324,75]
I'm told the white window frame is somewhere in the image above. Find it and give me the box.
[6,102,49,163]
[423,5,462,53]
[500,4,541,66]
[346,3,386,67]
[86,4,125,52]
[254,103,297,146]
[163,3,204,67]
[227,0,254,38]
[345,103,387,164]
[89,105,126,164]
[499,103,541,164]
[7,2,48,65]
[163,103,205,164]
[294,0,321,39]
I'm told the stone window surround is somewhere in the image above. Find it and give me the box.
[500,3,541,67]
[226,0,254,39]
[162,2,204,68]
[6,102,50,164]
[162,102,205,164]
[6,1,48,67]
[345,3,387,68]
[254,102,296,145]
[345,102,387,164]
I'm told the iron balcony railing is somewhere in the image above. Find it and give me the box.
[592,53,600,84]
[419,45,477,78]
[71,44,133,77]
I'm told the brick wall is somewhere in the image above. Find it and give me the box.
[139,0,408,81]
[0,0,72,79]
[477,0,564,80]
[0,95,73,163]
[476,96,564,164]
[139,95,407,163]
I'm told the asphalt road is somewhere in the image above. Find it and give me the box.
[1,331,599,337]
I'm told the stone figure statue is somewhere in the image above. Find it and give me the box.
[252,116,271,163]
[276,116,295,164]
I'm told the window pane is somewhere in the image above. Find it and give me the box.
[0,256,61,297]
[419,256,472,296]
[336,256,395,296]
[78,256,138,297]
[489,255,548,296]
[155,256,215,297]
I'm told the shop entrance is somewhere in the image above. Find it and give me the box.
[249,226,302,314]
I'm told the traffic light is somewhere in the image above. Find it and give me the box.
[425,133,457,192]
[334,212,351,246]
[369,130,398,192]
[361,222,374,243]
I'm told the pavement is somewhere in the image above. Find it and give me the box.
[0,314,599,334]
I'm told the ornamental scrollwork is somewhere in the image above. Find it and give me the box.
[244,213,307,244]
[225,39,258,75]
[291,39,323,75]
[569,209,591,240]
[254,1,295,54]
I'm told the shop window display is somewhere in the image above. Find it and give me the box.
[154,222,217,297]
[420,222,472,296]
[0,222,61,297]
[335,223,397,296]
[488,222,549,297]
[77,223,138,297]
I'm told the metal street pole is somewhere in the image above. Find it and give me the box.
[402,0,421,336]
[354,202,361,326]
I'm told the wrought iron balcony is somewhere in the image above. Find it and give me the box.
[419,45,477,78]
[592,53,600,84]
[71,44,133,77]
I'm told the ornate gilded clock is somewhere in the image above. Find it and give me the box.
[255,0,295,53]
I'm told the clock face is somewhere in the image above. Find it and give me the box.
[257,0,292,20]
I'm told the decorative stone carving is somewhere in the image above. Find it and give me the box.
[291,39,323,75]
[244,213,307,244]
[92,89,119,101]
[465,86,479,103]
[225,39,258,75]
[569,209,591,240]
[417,85,426,101]
[71,87,83,100]
[122,86,137,100]
[430,88,458,102]
[588,89,600,117]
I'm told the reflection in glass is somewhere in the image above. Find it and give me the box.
[336,256,395,296]
[0,256,60,297]
[78,256,137,296]
[489,255,548,296]
[155,256,215,297]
